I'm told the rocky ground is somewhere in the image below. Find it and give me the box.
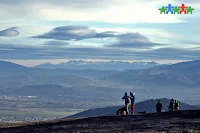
[0,110,199,133]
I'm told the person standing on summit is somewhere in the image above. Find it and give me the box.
[156,100,162,112]
[130,92,136,114]
[174,100,180,111]
[169,98,174,111]
[122,92,130,114]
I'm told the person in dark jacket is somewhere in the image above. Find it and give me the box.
[169,98,174,111]
[130,92,136,114]
[122,92,130,114]
[156,100,162,112]
[174,100,180,111]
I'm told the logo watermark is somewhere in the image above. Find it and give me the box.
[159,4,194,14]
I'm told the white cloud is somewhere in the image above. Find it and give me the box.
[36,2,182,23]
[0,0,185,23]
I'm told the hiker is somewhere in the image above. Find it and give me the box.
[156,100,162,112]
[130,92,136,114]
[122,92,131,114]
[168,98,174,111]
[174,100,180,111]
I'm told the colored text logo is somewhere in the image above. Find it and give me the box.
[159,4,194,14]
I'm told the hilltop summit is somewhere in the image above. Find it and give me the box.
[0,110,199,133]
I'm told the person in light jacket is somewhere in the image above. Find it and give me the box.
[122,92,131,114]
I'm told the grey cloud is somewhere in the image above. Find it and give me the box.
[33,26,97,40]
[95,31,118,38]
[33,26,165,49]
[106,33,167,48]
[0,27,20,37]
[33,26,119,41]
[0,44,45,59]
[43,41,70,46]
[143,48,200,60]
[0,43,200,60]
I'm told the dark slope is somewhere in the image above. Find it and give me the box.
[0,75,95,89]
[0,110,199,133]
[0,61,30,77]
[160,59,200,73]
[68,98,200,118]
[5,84,78,97]
[0,61,27,69]
[142,59,200,74]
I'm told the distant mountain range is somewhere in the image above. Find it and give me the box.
[1,60,200,105]
[35,60,160,70]
[0,61,118,79]
[68,98,200,118]
[100,60,200,88]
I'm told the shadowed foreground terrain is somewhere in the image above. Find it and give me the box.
[0,110,199,133]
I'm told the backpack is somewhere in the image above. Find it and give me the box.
[125,96,130,104]
[175,102,179,107]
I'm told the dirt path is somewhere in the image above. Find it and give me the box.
[0,110,199,133]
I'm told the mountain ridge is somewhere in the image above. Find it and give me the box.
[34,60,160,70]
[0,60,118,78]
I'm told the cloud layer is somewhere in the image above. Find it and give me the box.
[0,27,20,37]
[32,26,118,40]
[43,41,70,47]
[33,26,166,49]
[0,42,199,61]
[107,33,166,48]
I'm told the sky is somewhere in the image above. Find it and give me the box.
[0,0,200,67]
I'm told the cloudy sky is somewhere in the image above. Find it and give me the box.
[0,0,200,66]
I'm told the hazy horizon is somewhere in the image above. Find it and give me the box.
[0,59,191,67]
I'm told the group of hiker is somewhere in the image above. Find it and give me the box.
[168,98,180,111]
[119,92,135,115]
[156,98,180,112]
[118,92,180,115]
